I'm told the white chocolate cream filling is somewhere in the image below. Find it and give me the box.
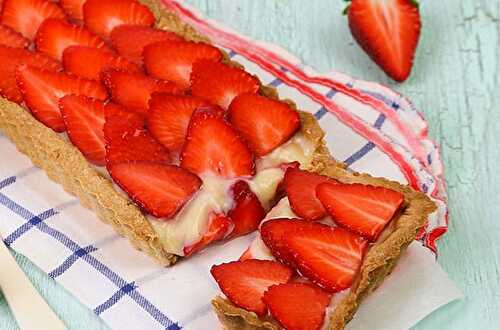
[149,132,315,256]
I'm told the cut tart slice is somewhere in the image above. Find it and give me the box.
[212,167,436,329]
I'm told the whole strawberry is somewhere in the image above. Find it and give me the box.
[346,0,421,82]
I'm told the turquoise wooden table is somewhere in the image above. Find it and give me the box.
[1,1,499,329]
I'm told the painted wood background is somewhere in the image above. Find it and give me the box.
[1,0,499,329]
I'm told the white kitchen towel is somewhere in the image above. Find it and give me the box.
[0,1,461,329]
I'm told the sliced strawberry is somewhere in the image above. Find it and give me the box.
[227,180,265,238]
[347,0,421,82]
[103,105,144,143]
[316,182,404,241]
[109,25,182,64]
[36,18,111,61]
[0,24,29,48]
[147,94,209,152]
[228,93,300,156]
[183,213,233,256]
[0,46,61,103]
[108,162,202,218]
[16,65,107,132]
[180,111,255,178]
[144,40,222,89]
[211,259,293,316]
[190,60,260,109]
[260,218,317,266]
[239,247,253,261]
[263,283,332,330]
[83,0,155,38]
[0,0,67,40]
[285,223,368,292]
[59,95,107,166]
[63,45,142,80]
[101,69,183,115]
[284,168,337,221]
[60,0,85,21]
[104,109,171,165]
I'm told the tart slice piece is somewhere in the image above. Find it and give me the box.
[212,166,436,330]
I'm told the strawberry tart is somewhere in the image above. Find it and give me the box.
[0,1,436,327]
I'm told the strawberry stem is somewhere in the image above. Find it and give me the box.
[409,0,420,8]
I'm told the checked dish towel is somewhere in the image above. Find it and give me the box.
[0,1,461,329]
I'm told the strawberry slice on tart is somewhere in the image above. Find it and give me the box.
[190,60,260,109]
[35,18,111,61]
[104,108,171,165]
[146,94,209,153]
[101,69,184,115]
[0,24,30,48]
[59,95,108,166]
[63,45,142,81]
[317,182,405,241]
[211,259,294,316]
[144,40,222,89]
[183,213,233,257]
[0,46,61,103]
[284,167,337,221]
[228,93,301,157]
[227,180,266,238]
[110,25,182,65]
[180,109,255,178]
[16,65,108,132]
[0,0,67,40]
[108,161,202,219]
[83,0,155,38]
[263,282,332,330]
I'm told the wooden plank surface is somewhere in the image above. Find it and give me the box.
[1,1,499,329]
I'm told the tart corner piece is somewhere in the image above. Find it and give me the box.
[211,156,437,329]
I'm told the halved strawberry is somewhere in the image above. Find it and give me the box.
[59,95,107,166]
[347,0,421,82]
[108,162,202,219]
[83,0,155,38]
[0,24,29,48]
[211,259,293,316]
[103,105,144,143]
[228,93,300,156]
[190,60,260,109]
[0,46,61,103]
[0,0,67,40]
[147,94,209,153]
[180,111,255,178]
[183,213,233,256]
[144,40,222,89]
[284,168,336,221]
[101,69,183,115]
[109,25,182,64]
[316,182,404,241]
[104,108,171,165]
[63,45,142,80]
[263,283,332,330]
[60,0,85,21]
[35,18,111,61]
[260,218,317,266]
[285,223,368,292]
[16,65,108,132]
[227,180,265,238]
